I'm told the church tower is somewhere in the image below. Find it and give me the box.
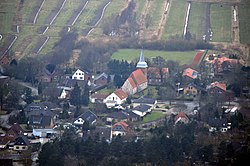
[136,49,148,76]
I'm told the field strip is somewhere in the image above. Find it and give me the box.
[3,36,17,56]
[86,1,111,36]
[71,1,89,26]
[158,0,171,40]
[49,0,67,25]
[33,0,46,24]
[183,2,191,37]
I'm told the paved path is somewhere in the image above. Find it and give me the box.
[18,82,38,96]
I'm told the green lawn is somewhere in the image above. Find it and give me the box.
[53,0,83,26]
[210,4,232,42]
[143,111,164,123]
[112,49,197,65]
[0,0,19,33]
[146,0,165,29]
[239,0,250,44]
[90,0,127,37]
[188,2,206,40]
[162,0,187,40]
[134,0,147,21]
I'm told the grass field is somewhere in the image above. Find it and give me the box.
[134,0,147,21]
[146,0,165,29]
[188,2,206,40]
[89,0,127,37]
[162,0,187,40]
[210,4,231,42]
[143,111,165,123]
[53,0,83,26]
[112,49,197,65]
[239,0,250,44]
[0,0,19,34]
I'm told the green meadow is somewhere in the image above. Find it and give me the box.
[112,49,196,65]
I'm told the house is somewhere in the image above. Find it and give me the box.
[106,110,140,123]
[132,104,152,117]
[93,72,108,86]
[73,110,97,126]
[207,81,227,95]
[13,136,30,151]
[72,69,91,81]
[182,68,198,80]
[42,86,68,100]
[132,97,157,108]
[83,126,112,143]
[174,112,189,124]
[212,56,239,74]
[58,76,88,90]
[24,102,58,129]
[5,123,24,142]
[32,128,57,138]
[183,83,205,98]
[208,118,231,132]
[112,121,130,136]
[104,89,128,108]
[147,67,169,85]
[89,93,108,103]
[36,68,62,83]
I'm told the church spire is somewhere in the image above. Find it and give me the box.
[136,49,148,68]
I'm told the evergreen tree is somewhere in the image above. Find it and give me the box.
[70,83,81,106]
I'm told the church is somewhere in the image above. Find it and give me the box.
[121,50,148,95]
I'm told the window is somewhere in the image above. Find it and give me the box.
[16,146,19,149]
[22,147,26,149]
[80,77,83,79]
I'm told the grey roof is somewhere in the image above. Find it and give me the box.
[29,115,52,127]
[93,126,111,141]
[136,49,148,68]
[132,97,156,105]
[14,135,30,146]
[208,118,228,128]
[94,73,108,81]
[42,87,63,97]
[106,110,139,120]
[133,104,151,113]
[58,77,87,88]
[77,110,97,124]
[24,102,57,118]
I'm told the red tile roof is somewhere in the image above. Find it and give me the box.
[210,81,227,91]
[127,77,137,89]
[182,68,198,79]
[114,89,128,100]
[112,121,129,132]
[174,112,189,122]
[131,69,147,85]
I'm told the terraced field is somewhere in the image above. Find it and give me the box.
[210,4,232,42]
[238,0,250,44]
[162,0,188,40]
[0,0,249,60]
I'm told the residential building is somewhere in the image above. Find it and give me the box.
[112,121,130,136]
[73,110,97,126]
[132,104,152,117]
[174,112,189,124]
[182,68,198,80]
[72,69,91,81]
[104,89,128,108]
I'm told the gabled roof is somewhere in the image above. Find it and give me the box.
[77,110,97,124]
[90,93,108,100]
[212,56,238,65]
[29,115,52,127]
[208,118,228,128]
[132,97,156,105]
[209,81,227,91]
[14,135,30,146]
[182,68,198,79]
[174,112,189,122]
[147,67,169,79]
[114,89,128,100]
[112,121,129,132]
[133,104,151,113]
[131,69,147,85]
[8,123,24,136]
[42,87,63,97]
[106,110,139,120]
[94,73,108,81]
[127,77,137,89]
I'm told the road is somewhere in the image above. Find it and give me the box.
[18,81,38,96]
